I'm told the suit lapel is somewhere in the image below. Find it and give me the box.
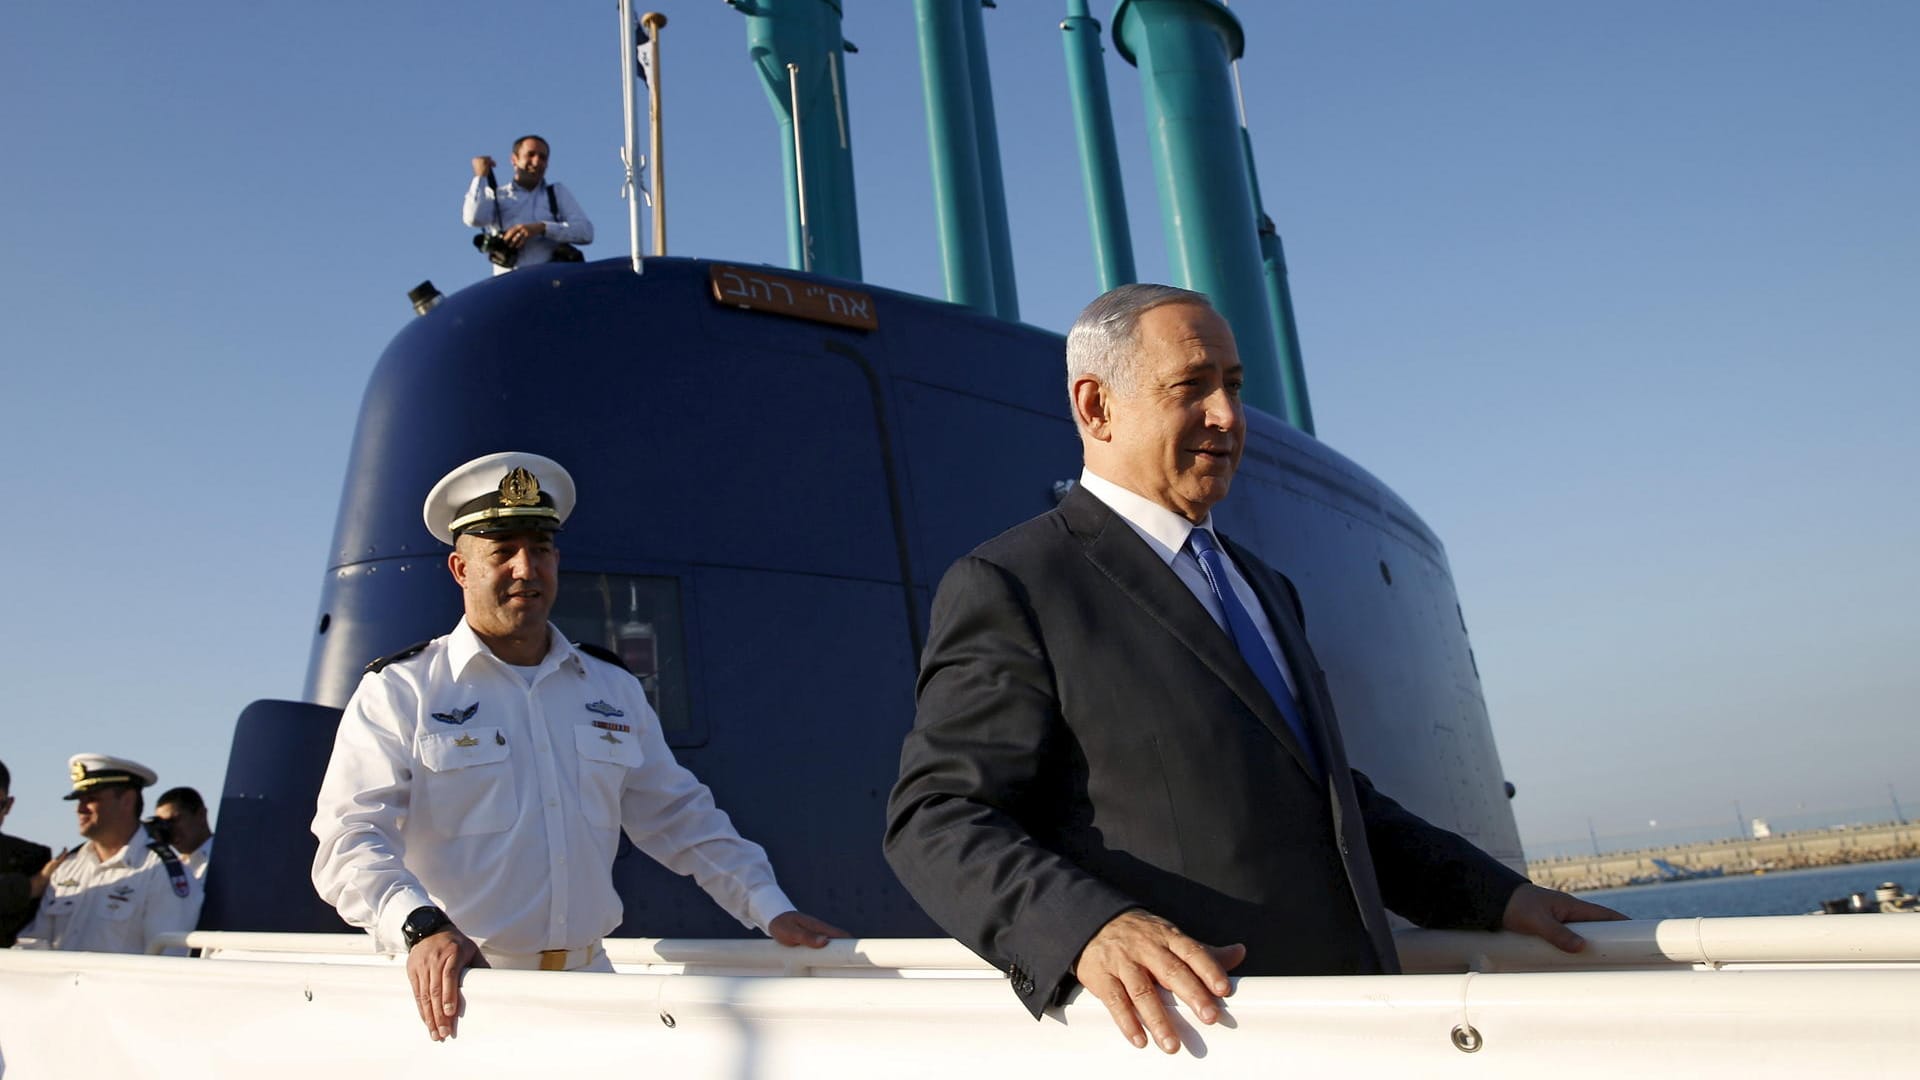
[1060,488,1318,778]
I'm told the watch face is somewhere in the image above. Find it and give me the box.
[404,906,450,947]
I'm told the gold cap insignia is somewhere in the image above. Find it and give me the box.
[70,761,88,782]
[498,467,542,508]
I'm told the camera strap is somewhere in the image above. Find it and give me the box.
[147,837,192,898]
[485,169,504,232]
[487,169,566,231]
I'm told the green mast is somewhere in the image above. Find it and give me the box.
[732,0,863,280]
[914,0,1009,316]
[1061,0,1136,293]
[960,0,1019,320]
[1241,127,1315,433]
[1112,0,1285,419]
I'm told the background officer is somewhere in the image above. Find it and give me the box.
[15,754,199,954]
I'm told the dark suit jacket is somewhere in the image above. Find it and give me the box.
[0,831,54,948]
[884,485,1525,1017]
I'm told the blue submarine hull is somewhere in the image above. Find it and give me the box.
[203,257,1520,939]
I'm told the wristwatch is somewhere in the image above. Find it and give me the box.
[401,905,456,950]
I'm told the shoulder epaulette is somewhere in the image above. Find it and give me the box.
[147,839,192,899]
[573,642,632,674]
[365,640,432,674]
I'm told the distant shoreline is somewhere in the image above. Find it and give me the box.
[1526,820,1920,892]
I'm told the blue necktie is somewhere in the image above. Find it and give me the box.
[1187,528,1323,777]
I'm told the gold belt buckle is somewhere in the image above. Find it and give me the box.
[538,948,570,971]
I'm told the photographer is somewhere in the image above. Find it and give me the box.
[462,135,593,274]
[152,786,214,883]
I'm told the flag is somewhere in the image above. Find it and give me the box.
[634,19,653,86]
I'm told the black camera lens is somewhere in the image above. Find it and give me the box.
[472,232,518,268]
[144,816,174,844]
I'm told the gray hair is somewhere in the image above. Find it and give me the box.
[1065,283,1215,400]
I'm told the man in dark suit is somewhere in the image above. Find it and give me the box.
[884,284,1621,1054]
[0,758,56,948]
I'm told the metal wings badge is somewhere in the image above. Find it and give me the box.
[432,703,479,725]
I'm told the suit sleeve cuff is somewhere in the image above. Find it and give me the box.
[1013,889,1141,1020]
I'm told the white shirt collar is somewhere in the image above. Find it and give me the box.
[1076,468,1216,567]
[447,619,580,682]
[93,830,148,869]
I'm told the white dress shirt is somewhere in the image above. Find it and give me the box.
[15,825,201,954]
[461,177,594,275]
[1076,469,1300,702]
[311,619,794,955]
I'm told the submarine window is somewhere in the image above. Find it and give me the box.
[552,573,691,742]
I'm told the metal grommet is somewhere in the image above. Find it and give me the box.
[659,1012,676,1029]
[1451,1024,1482,1053]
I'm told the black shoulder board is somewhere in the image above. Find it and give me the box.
[573,642,632,674]
[365,640,432,674]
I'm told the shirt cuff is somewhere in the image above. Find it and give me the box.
[375,885,437,953]
[744,884,797,934]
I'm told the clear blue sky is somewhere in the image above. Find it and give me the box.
[2,2,1914,859]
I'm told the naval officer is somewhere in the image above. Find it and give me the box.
[15,754,200,954]
[312,451,846,1043]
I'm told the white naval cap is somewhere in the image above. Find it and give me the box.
[65,753,159,800]
[422,451,577,545]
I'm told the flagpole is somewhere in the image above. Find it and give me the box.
[644,11,668,256]
[618,0,643,273]
[788,62,810,272]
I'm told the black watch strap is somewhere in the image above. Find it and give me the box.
[402,905,455,950]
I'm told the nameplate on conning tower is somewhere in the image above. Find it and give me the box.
[708,264,877,331]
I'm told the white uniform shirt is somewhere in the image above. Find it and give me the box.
[461,177,594,275]
[311,619,794,955]
[179,835,213,883]
[15,826,200,954]
[1077,469,1300,701]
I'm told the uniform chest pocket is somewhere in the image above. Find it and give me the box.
[417,727,517,836]
[100,887,139,921]
[574,725,645,829]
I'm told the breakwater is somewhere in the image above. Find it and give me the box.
[1526,821,1920,892]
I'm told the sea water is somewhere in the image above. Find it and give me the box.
[1575,856,1920,919]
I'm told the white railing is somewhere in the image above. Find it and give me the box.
[152,915,1920,974]
[6,939,1919,1078]
[1395,913,1920,971]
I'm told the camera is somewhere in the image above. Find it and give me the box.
[473,231,519,269]
[143,815,174,845]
